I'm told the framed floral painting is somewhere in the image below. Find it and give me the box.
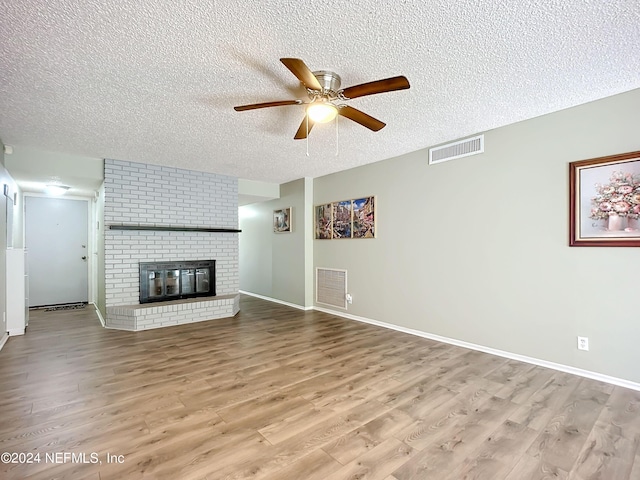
[569,151,640,246]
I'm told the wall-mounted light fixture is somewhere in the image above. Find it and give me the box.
[45,184,71,196]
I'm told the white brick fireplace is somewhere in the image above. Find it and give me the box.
[103,159,240,330]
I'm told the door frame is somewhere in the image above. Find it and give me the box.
[23,193,97,306]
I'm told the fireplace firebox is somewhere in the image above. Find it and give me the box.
[139,260,215,304]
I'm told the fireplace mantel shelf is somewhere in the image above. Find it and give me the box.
[109,225,241,233]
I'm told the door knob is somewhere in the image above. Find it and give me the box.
[82,256,87,260]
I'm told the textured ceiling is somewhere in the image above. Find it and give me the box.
[1,0,639,185]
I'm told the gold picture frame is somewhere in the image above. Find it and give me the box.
[569,151,640,247]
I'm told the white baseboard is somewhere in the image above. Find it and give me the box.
[91,302,106,327]
[8,328,25,336]
[312,306,640,392]
[239,290,313,311]
[0,332,8,351]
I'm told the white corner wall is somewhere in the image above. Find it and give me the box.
[0,141,23,344]
[96,182,106,319]
[313,88,640,384]
[0,142,7,340]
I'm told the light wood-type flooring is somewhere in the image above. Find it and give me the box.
[1,295,639,479]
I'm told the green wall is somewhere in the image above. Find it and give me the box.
[313,88,640,383]
[238,89,640,384]
[239,178,313,308]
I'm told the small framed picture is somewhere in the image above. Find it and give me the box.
[352,196,376,238]
[332,200,352,239]
[569,151,640,246]
[273,207,292,233]
[315,204,332,239]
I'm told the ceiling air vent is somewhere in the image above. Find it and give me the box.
[429,134,484,165]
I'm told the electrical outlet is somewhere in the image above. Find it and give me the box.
[345,293,353,304]
[577,336,589,351]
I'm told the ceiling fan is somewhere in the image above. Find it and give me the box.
[234,58,410,139]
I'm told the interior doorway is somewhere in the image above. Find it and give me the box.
[25,196,89,307]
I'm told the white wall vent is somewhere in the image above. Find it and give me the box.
[316,268,347,309]
[429,134,484,165]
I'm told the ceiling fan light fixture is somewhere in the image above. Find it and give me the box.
[234,58,410,140]
[307,102,338,123]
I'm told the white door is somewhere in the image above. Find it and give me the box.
[25,196,89,307]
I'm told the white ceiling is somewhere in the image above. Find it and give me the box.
[1,0,639,186]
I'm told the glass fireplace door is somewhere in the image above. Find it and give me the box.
[147,270,165,300]
[181,269,196,295]
[165,269,180,297]
[139,260,215,303]
[195,268,210,293]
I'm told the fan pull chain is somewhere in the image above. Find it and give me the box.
[335,114,339,156]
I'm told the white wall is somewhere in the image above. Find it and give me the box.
[0,140,23,340]
[239,178,312,308]
[0,141,6,337]
[313,88,640,384]
[4,146,103,197]
[96,182,106,318]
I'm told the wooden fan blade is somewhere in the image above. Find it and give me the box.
[294,116,315,140]
[341,76,410,100]
[280,58,323,91]
[234,100,301,111]
[338,106,386,131]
